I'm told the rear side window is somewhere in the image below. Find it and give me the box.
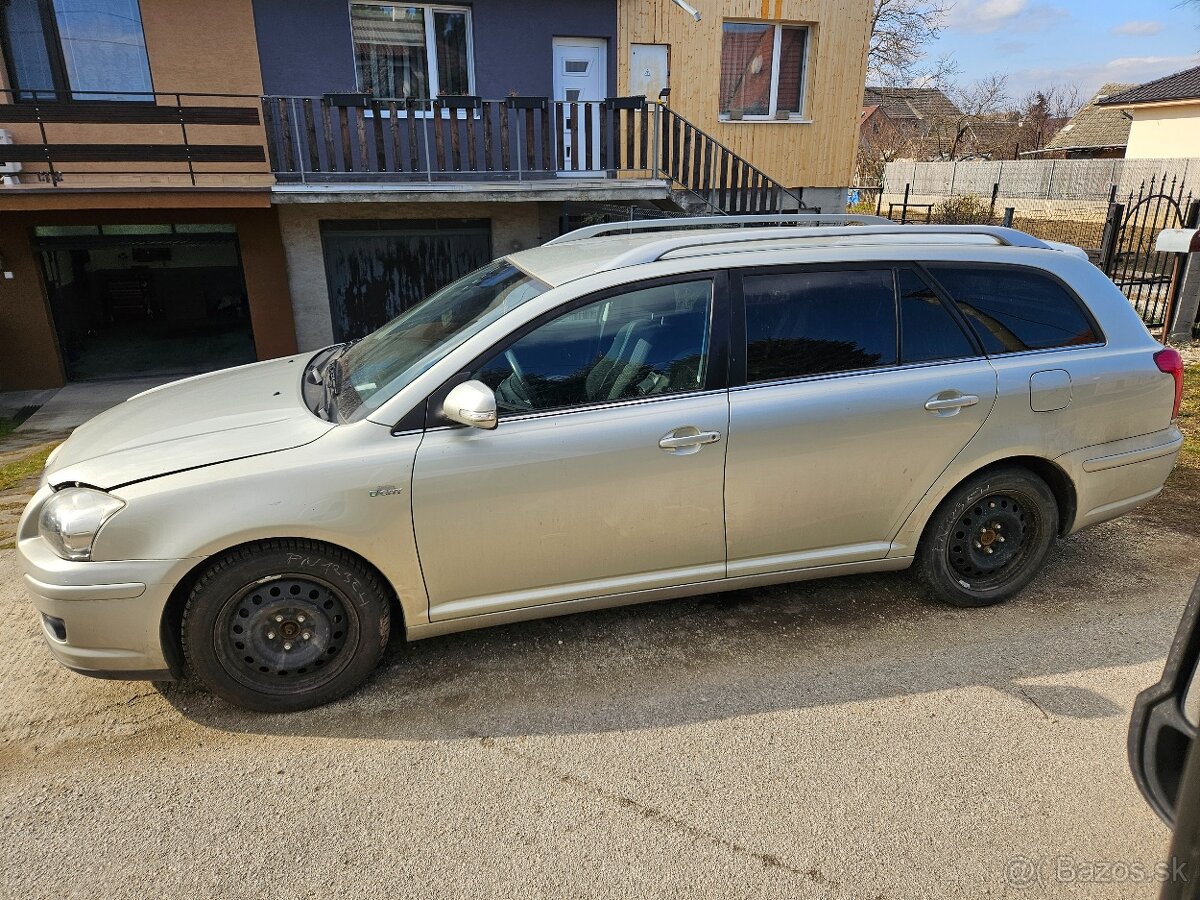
[898,269,977,363]
[743,269,897,382]
[925,265,1099,354]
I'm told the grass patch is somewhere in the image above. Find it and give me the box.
[0,404,41,440]
[1178,365,1200,469]
[0,444,55,493]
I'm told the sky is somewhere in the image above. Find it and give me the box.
[924,0,1200,102]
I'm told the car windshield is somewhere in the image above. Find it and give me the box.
[333,260,548,422]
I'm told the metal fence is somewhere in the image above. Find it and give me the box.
[882,158,1200,201]
[1101,175,1198,329]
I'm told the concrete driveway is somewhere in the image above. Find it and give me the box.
[2,473,1199,899]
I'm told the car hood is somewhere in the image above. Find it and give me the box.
[45,355,334,490]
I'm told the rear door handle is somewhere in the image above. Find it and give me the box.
[925,393,979,412]
[659,429,722,450]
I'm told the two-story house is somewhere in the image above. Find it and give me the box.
[0,0,871,391]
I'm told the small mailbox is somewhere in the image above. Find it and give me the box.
[1155,228,1200,254]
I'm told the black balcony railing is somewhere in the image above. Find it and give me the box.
[0,88,810,213]
[261,94,656,183]
[261,94,809,213]
[0,90,270,187]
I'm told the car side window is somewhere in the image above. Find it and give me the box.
[898,268,977,364]
[743,269,897,382]
[925,264,1099,354]
[474,279,713,416]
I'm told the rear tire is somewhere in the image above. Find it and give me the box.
[181,539,391,712]
[916,466,1058,608]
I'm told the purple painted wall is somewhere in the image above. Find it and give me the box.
[252,0,617,98]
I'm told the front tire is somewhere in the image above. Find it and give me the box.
[916,466,1058,608]
[181,540,391,712]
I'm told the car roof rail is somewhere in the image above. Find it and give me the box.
[545,213,895,245]
[600,225,1052,271]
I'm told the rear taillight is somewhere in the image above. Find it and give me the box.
[1154,346,1184,419]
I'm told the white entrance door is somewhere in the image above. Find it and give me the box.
[552,38,606,175]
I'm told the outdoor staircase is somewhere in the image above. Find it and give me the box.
[655,107,812,214]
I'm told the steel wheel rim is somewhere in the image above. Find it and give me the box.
[214,573,361,695]
[947,493,1034,589]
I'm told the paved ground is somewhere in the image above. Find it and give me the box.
[16,377,170,433]
[2,466,1198,899]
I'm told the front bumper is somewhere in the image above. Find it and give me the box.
[17,533,197,680]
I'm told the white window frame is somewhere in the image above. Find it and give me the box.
[719,21,812,124]
[348,2,476,104]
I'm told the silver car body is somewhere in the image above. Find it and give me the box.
[17,223,1184,678]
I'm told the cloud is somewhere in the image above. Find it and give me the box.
[1112,20,1162,37]
[1006,54,1200,100]
[947,0,1069,35]
[995,40,1028,55]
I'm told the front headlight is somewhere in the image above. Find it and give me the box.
[38,488,125,561]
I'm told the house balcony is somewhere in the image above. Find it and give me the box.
[259,93,811,212]
[0,89,810,214]
[0,90,272,193]
[259,93,675,205]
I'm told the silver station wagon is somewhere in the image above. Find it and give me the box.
[18,215,1185,711]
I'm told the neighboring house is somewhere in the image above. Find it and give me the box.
[0,0,295,390]
[1096,65,1200,160]
[0,0,872,390]
[860,86,963,154]
[1028,83,1134,159]
[620,0,874,213]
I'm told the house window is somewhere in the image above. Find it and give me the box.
[719,21,808,119]
[0,0,153,101]
[350,3,474,99]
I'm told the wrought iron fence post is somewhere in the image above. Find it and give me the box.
[900,182,910,224]
[989,182,999,219]
[1098,201,1124,274]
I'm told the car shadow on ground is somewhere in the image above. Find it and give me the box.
[160,518,1196,742]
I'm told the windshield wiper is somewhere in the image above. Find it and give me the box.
[318,340,362,421]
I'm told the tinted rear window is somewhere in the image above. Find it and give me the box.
[925,265,1098,354]
[898,268,977,364]
[743,269,897,381]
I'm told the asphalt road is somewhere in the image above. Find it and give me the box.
[2,482,1199,899]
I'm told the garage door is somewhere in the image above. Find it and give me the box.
[320,218,492,342]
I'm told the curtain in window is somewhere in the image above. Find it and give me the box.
[53,0,153,100]
[351,4,429,98]
[433,10,469,95]
[719,23,773,115]
[3,0,57,99]
[775,27,806,113]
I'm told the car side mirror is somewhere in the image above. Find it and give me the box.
[441,380,498,430]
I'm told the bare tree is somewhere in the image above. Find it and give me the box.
[926,73,1011,160]
[1010,84,1082,153]
[869,0,954,86]
[856,109,919,185]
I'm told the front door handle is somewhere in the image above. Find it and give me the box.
[924,393,979,412]
[659,428,722,450]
